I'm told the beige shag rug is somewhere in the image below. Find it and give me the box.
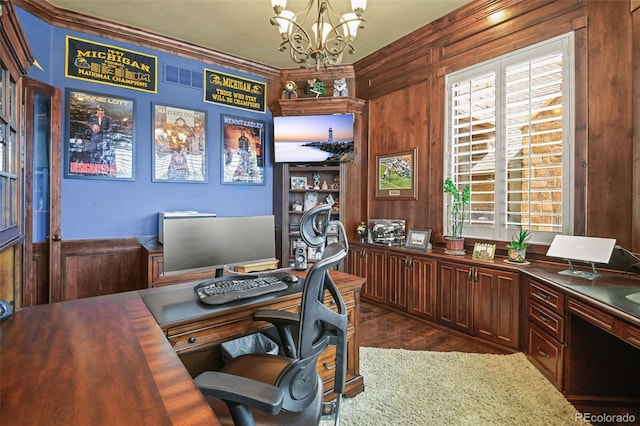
[321,347,586,426]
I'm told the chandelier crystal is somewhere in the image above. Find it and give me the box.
[270,0,367,70]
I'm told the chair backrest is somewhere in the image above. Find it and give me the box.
[275,204,349,412]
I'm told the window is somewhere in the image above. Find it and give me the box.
[0,60,21,247]
[445,33,574,244]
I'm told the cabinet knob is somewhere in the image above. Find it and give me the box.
[188,337,197,344]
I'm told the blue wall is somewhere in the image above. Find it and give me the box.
[18,8,274,240]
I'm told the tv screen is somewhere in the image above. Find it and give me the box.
[273,113,355,163]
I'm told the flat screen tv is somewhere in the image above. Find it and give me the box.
[273,113,355,163]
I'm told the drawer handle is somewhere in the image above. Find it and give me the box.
[188,337,197,344]
[538,314,550,323]
[322,361,336,370]
[538,292,551,301]
[536,347,549,358]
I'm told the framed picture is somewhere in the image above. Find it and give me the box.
[65,89,135,180]
[473,243,496,261]
[405,228,432,251]
[291,176,307,190]
[304,192,318,211]
[308,245,324,261]
[221,114,265,185]
[152,104,206,182]
[376,148,417,199]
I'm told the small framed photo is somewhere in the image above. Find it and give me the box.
[304,192,318,211]
[327,235,339,245]
[291,176,307,190]
[326,224,339,235]
[308,245,324,261]
[472,243,496,261]
[405,228,431,251]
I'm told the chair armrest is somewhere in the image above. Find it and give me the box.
[253,309,299,326]
[254,310,300,357]
[194,371,284,415]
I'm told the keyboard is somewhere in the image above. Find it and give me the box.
[194,275,289,305]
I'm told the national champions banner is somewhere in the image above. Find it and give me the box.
[65,36,157,93]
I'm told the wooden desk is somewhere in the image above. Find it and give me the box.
[521,266,640,406]
[0,270,364,425]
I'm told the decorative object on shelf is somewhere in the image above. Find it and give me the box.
[375,148,418,199]
[221,115,266,185]
[333,176,340,189]
[304,192,319,211]
[356,222,368,242]
[270,0,367,70]
[291,176,307,189]
[473,243,496,261]
[333,77,349,97]
[405,229,432,251]
[305,78,327,98]
[291,200,303,212]
[368,219,406,246]
[443,177,470,255]
[312,171,321,188]
[281,80,298,99]
[506,230,530,263]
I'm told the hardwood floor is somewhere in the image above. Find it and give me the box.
[358,301,508,354]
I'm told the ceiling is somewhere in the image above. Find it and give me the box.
[45,0,473,69]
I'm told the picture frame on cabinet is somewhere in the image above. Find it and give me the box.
[221,114,266,185]
[65,88,135,181]
[291,176,307,189]
[152,103,206,182]
[376,148,417,199]
[472,243,496,261]
[308,245,324,261]
[405,228,431,251]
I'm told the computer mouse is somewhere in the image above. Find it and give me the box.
[281,274,299,284]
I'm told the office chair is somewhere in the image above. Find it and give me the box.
[195,203,349,426]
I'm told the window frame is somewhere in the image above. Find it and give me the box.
[444,33,575,245]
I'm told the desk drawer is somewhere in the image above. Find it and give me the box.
[317,333,356,389]
[528,324,564,390]
[529,300,564,342]
[529,281,564,315]
[567,298,615,333]
[620,321,640,350]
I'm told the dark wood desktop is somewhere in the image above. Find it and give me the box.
[0,270,365,425]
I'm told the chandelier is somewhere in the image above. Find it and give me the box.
[270,0,367,70]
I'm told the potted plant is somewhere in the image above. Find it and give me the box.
[506,230,530,263]
[443,178,470,254]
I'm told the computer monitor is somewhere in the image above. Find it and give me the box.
[161,215,276,277]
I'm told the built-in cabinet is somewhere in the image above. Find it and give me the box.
[348,242,520,350]
[274,164,343,268]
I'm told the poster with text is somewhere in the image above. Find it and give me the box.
[66,89,135,180]
[153,104,206,182]
[221,115,265,185]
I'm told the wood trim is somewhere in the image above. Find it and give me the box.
[632,0,640,252]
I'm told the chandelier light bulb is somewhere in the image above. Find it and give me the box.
[340,12,360,40]
[274,10,295,35]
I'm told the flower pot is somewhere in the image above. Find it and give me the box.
[507,247,527,263]
[445,237,465,255]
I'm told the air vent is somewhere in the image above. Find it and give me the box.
[165,65,203,89]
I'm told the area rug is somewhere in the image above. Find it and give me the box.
[320,347,586,426]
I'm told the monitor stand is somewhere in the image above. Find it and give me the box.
[558,259,601,280]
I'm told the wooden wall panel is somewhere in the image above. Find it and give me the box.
[367,82,430,228]
[57,239,144,301]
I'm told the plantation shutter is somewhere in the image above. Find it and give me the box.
[504,52,565,233]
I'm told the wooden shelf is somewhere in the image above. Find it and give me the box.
[270,96,366,116]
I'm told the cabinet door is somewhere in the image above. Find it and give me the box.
[387,252,408,309]
[473,267,520,349]
[362,248,387,304]
[346,245,366,278]
[437,261,473,333]
[407,256,437,321]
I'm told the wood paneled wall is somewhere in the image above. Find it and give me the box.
[355,0,638,251]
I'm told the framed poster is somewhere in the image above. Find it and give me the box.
[65,89,135,180]
[221,115,265,185]
[405,228,432,251]
[375,148,417,199]
[152,104,206,182]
